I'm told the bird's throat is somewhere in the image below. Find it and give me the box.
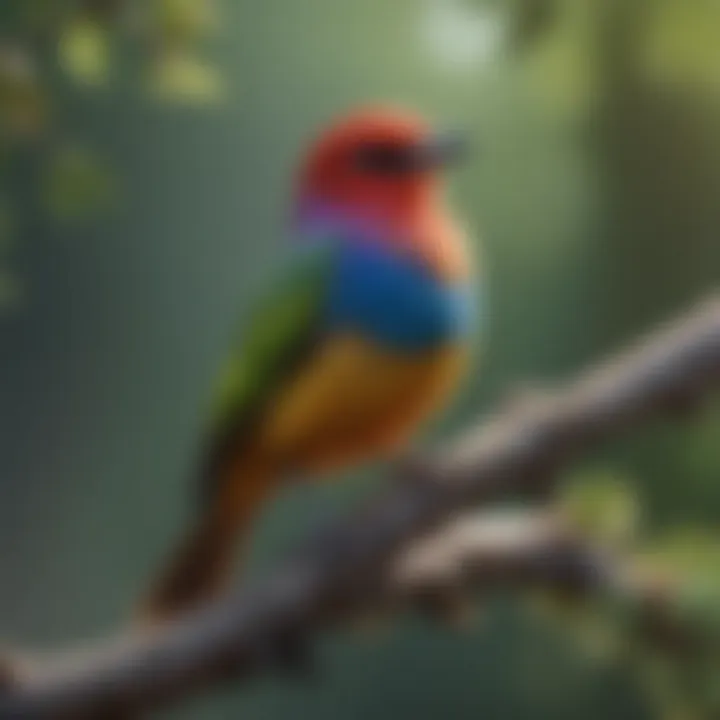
[294,198,469,282]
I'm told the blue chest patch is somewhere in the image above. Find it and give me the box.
[324,240,476,351]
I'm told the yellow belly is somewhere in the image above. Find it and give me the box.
[258,334,468,472]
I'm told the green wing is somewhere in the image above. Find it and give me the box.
[198,241,334,507]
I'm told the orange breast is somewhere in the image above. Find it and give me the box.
[259,334,469,473]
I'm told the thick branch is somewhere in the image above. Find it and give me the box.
[1,295,719,719]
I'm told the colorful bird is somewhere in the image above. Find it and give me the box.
[140,106,481,621]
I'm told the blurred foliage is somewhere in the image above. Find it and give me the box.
[546,461,720,719]
[640,0,720,92]
[58,17,111,86]
[0,44,45,139]
[149,51,224,104]
[626,528,720,720]
[43,145,116,222]
[0,0,224,307]
[676,402,720,500]
[559,469,641,549]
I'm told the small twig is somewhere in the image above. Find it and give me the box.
[0,295,719,719]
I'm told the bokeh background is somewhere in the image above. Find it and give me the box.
[1,1,720,718]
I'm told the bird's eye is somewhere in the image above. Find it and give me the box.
[354,143,416,176]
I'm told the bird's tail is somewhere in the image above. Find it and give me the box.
[137,446,278,624]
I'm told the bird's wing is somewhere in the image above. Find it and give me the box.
[197,240,335,509]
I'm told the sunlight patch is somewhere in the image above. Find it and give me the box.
[421,0,505,71]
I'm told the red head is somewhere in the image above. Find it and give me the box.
[296,106,464,227]
[297,107,467,278]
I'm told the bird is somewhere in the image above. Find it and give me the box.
[139,105,481,622]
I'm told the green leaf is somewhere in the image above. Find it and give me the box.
[638,528,720,626]
[157,0,219,45]
[558,469,641,548]
[148,51,225,104]
[58,18,111,86]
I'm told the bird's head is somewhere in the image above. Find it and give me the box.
[295,106,466,242]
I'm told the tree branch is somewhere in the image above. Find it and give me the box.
[1,295,719,719]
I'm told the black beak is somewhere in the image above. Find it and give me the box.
[354,132,468,175]
[417,132,467,169]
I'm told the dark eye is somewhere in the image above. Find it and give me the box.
[354,143,416,175]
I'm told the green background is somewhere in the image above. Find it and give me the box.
[1,1,719,717]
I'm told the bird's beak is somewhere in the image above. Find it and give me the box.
[417,132,467,169]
